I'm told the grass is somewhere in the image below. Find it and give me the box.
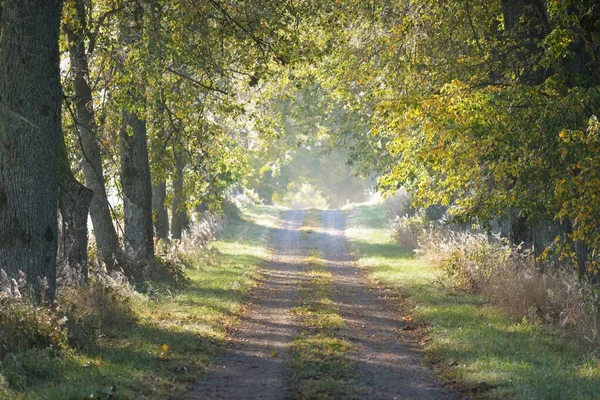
[1,204,278,400]
[345,202,600,400]
[289,210,358,399]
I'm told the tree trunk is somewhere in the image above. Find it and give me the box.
[152,180,169,241]
[509,213,531,246]
[171,150,186,240]
[58,138,93,282]
[558,216,589,276]
[574,240,589,278]
[65,0,120,269]
[0,0,63,299]
[120,112,154,261]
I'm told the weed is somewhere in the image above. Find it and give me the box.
[0,298,68,358]
[419,226,600,348]
[0,204,276,399]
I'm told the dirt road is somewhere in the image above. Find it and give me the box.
[192,209,457,399]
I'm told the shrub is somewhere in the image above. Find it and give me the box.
[390,214,430,251]
[57,271,138,348]
[0,263,138,355]
[384,188,412,220]
[0,298,68,358]
[418,230,507,291]
[0,373,13,398]
[185,213,223,248]
[0,265,139,392]
[416,227,600,348]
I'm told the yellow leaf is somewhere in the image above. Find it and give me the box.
[162,343,169,352]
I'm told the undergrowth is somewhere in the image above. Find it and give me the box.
[0,204,277,399]
[406,212,600,349]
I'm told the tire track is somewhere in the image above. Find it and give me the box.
[192,210,306,399]
[319,210,458,400]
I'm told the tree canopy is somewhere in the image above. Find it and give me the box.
[0,0,599,290]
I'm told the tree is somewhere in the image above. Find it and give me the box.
[152,180,169,240]
[58,134,93,281]
[276,0,600,274]
[170,148,186,240]
[120,112,154,261]
[63,0,121,268]
[0,0,64,297]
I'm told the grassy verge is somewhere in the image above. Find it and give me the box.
[345,202,600,399]
[289,211,357,399]
[2,204,278,399]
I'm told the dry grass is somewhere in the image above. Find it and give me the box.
[418,227,600,348]
[0,204,278,399]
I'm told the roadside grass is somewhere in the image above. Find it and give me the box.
[2,205,277,399]
[345,202,600,400]
[289,211,358,399]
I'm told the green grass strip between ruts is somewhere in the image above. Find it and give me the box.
[289,210,358,399]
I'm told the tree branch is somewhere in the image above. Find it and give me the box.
[166,67,228,95]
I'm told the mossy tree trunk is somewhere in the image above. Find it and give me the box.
[0,0,63,298]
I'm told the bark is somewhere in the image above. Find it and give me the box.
[65,0,120,268]
[574,240,589,278]
[509,214,531,246]
[120,112,154,261]
[561,217,590,277]
[58,138,93,281]
[152,180,169,241]
[171,150,186,240]
[0,0,63,299]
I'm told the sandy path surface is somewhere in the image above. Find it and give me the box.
[192,209,458,400]
[192,210,306,399]
[320,210,457,399]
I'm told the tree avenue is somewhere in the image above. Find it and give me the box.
[1,1,600,398]
[300,0,600,274]
[0,0,598,289]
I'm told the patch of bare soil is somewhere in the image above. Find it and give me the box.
[319,210,458,400]
[191,210,306,399]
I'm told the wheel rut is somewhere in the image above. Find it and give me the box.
[319,210,458,399]
[192,210,306,399]
[192,209,458,400]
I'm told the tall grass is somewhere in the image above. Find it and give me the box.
[395,211,600,349]
[0,203,277,399]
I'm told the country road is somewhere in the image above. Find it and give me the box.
[192,210,457,399]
